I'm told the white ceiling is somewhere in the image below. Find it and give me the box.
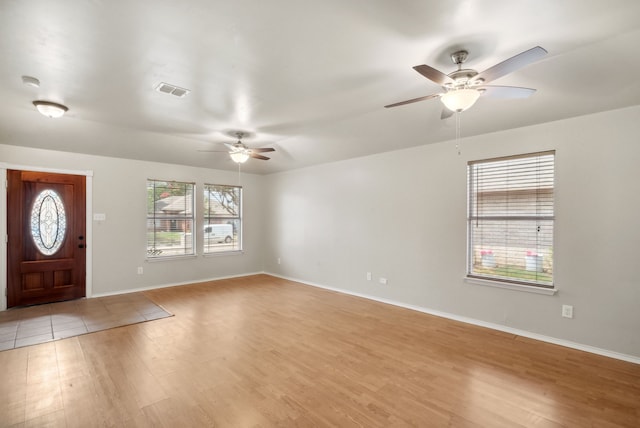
[1,0,639,174]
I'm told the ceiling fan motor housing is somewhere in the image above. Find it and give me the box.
[446,69,481,89]
[446,50,483,89]
[450,50,469,65]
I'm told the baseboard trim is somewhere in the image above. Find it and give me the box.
[91,271,265,298]
[265,272,640,365]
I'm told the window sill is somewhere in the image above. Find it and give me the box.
[146,254,197,262]
[465,276,557,295]
[203,250,244,257]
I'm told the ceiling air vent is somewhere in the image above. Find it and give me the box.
[155,82,190,98]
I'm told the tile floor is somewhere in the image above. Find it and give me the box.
[0,292,172,351]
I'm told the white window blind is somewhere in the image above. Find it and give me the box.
[146,180,195,258]
[204,184,242,253]
[467,151,555,287]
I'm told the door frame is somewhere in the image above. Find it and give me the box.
[0,163,93,311]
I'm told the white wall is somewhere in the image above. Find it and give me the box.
[2,106,639,360]
[0,145,266,301]
[263,105,640,359]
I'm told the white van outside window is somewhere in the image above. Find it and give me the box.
[204,224,233,244]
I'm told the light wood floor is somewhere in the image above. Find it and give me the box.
[1,275,638,427]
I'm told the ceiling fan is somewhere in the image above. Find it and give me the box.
[201,132,276,163]
[385,46,547,118]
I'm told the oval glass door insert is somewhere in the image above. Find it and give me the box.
[31,189,67,255]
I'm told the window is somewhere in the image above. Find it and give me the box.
[31,189,67,256]
[467,151,555,288]
[147,180,195,258]
[204,184,242,253]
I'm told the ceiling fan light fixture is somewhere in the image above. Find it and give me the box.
[33,100,68,118]
[440,88,480,112]
[229,150,249,163]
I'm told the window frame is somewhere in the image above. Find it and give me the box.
[203,183,243,255]
[146,179,196,260]
[466,151,555,290]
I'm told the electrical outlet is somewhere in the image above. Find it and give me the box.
[137,266,143,275]
[366,272,372,281]
[379,277,388,285]
[562,305,573,319]
[277,257,281,265]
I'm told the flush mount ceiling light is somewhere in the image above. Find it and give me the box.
[440,88,481,112]
[33,101,68,118]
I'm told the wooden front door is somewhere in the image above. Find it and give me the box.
[7,170,86,308]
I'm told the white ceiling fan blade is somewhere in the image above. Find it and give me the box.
[413,65,455,86]
[384,93,441,108]
[471,46,547,84]
[480,85,536,99]
[440,108,454,120]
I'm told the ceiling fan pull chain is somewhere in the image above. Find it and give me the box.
[455,112,462,155]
